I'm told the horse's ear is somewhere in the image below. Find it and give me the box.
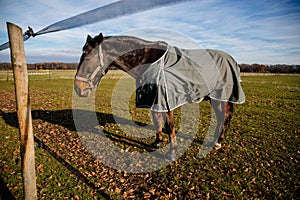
[97,33,104,43]
[86,35,93,42]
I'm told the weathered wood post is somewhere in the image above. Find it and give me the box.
[7,22,37,200]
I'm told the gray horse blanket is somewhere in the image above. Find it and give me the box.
[136,45,245,112]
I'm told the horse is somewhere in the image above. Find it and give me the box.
[74,33,245,160]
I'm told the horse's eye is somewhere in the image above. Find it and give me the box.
[85,54,90,59]
[84,50,89,56]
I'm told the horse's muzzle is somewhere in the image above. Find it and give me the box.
[74,79,92,97]
[75,86,92,97]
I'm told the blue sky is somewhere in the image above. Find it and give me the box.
[0,0,299,64]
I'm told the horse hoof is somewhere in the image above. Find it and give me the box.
[151,142,161,148]
[167,150,177,161]
[170,153,176,161]
[214,143,222,150]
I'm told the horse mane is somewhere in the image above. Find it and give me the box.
[104,35,160,43]
[98,35,168,77]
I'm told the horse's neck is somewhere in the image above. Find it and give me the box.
[103,36,168,78]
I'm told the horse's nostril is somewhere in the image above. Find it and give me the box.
[83,88,91,97]
[75,87,85,97]
[75,86,91,97]
[75,87,81,96]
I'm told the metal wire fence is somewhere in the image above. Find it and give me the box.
[0,70,128,81]
[0,70,77,81]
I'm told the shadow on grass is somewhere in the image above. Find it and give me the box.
[0,178,16,200]
[0,108,161,198]
[1,109,150,131]
[1,109,155,151]
[34,137,111,199]
[0,109,114,199]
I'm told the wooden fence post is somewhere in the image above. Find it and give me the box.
[7,22,37,200]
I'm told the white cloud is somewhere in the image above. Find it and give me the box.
[0,0,299,64]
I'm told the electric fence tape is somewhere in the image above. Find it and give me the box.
[0,0,191,51]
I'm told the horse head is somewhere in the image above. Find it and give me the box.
[74,33,105,97]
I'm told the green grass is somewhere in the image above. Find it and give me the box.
[0,72,299,199]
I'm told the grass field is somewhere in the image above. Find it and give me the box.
[0,71,299,199]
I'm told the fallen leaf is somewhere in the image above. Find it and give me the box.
[143,192,151,199]
[149,189,156,195]
[123,189,134,198]
[115,187,121,194]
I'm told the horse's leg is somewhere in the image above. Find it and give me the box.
[223,102,233,140]
[210,99,233,149]
[166,110,177,161]
[151,111,164,147]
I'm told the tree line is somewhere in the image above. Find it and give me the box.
[0,62,77,70]
[0,62,299,73]
[239,63,300,74]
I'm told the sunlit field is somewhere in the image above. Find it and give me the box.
[0,71,299,199]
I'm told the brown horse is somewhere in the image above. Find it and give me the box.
[74,33,244,160]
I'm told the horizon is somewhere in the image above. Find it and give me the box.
[1,61,299,67]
